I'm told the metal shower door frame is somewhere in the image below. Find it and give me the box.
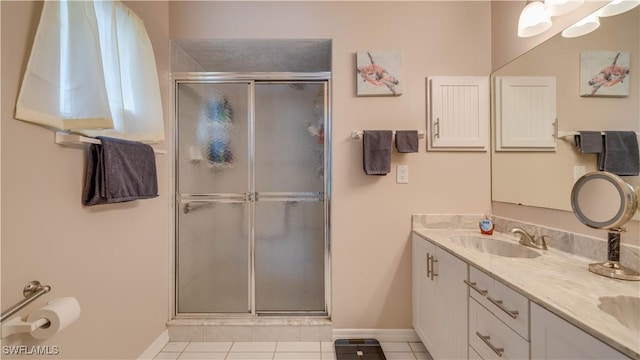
[172,72,332,318]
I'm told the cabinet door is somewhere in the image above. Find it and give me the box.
[412,235,436,350]
[531,303,630,360]
[434,247,469,360]
[495,76,557,151]
[412,235,469,360]
[428,76,489,151]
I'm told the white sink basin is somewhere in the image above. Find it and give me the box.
[449,235,541,259]
[598,296,640,334]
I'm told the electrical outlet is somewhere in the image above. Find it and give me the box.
[397,165,409,184]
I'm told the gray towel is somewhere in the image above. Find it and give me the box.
[363,130,392,175]
[598,131,639,176]
[83,137,158,206]
[395,130,419,153]
[574,131,603,154]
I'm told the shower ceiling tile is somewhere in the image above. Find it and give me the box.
[171,39,331,72]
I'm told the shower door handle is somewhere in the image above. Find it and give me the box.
[254,192,324,202]
[179,193,252,214]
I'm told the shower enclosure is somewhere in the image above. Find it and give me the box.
[174,73,330,316]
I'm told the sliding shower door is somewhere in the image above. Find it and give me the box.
[175,77,329,316]
[176,82,252,313]
[254,83,326,313]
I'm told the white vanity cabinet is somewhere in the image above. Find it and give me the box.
[412,234,468,360]
[530,303,630,360]
[412,230,636,360]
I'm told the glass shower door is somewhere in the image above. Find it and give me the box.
[176,79,328,316]
[254,82,326,313]
[176,82,251,313]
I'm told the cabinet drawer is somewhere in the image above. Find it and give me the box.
[469,266,530,339]
[470,298,530,360]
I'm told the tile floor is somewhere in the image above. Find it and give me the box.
[154,341,434,360]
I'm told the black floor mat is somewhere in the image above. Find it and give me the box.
[334,338,386,360]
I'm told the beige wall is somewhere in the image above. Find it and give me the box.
[169,1,493,329]
[0,2,170,359]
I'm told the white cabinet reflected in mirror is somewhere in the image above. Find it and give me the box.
[491,7,639,212]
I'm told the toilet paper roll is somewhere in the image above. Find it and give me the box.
[27,297,81,339]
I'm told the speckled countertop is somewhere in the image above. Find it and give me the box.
[413,228,640,360]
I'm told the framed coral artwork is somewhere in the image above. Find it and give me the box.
[580,50,630,97]
[356,50,403,96]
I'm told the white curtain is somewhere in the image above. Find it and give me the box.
[15,0,165,142]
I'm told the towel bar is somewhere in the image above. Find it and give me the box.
[0,281,51,324]
[555,130,640,139]
[55,132,167,154]
[351,130,426,139]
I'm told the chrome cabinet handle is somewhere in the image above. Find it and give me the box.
[464,280,488,296]
[434,118,440,139]
[476,332,504,357]
[426,254,438,281]
[487,296,519,319]
[430,258,438,280]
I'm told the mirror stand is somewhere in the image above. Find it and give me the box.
[588,229,640,281]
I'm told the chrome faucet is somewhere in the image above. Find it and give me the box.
[510,227,548,250]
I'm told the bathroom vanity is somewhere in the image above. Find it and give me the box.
[412,228,640,360]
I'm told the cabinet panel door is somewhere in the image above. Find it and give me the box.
[531,303,629,360]
[428,76,489,151]
[495,76,557,151]
[412,235,429,341]
[434,247,469,360]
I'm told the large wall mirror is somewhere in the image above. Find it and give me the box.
[491,6,640,212]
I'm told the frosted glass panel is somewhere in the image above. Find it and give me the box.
[255,83,325,193]
[178,83,250,194]
[178,201,249,313]
[255,200,325,312]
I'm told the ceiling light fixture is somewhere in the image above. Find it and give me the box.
[597,0,640,17]
[561,13,600,37]
[544,0,584,16]
[518,0,553,37]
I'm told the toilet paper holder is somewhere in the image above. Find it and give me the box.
[1,316,51,339]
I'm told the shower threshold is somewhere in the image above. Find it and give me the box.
[167,317,333,342]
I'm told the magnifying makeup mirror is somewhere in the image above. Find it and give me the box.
[571,171,640,280]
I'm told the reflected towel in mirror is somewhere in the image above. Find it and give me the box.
[574,131,603,154]
[598,131,639,176]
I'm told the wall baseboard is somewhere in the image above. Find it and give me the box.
[332,329,420,342]
[138,329,169,360]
